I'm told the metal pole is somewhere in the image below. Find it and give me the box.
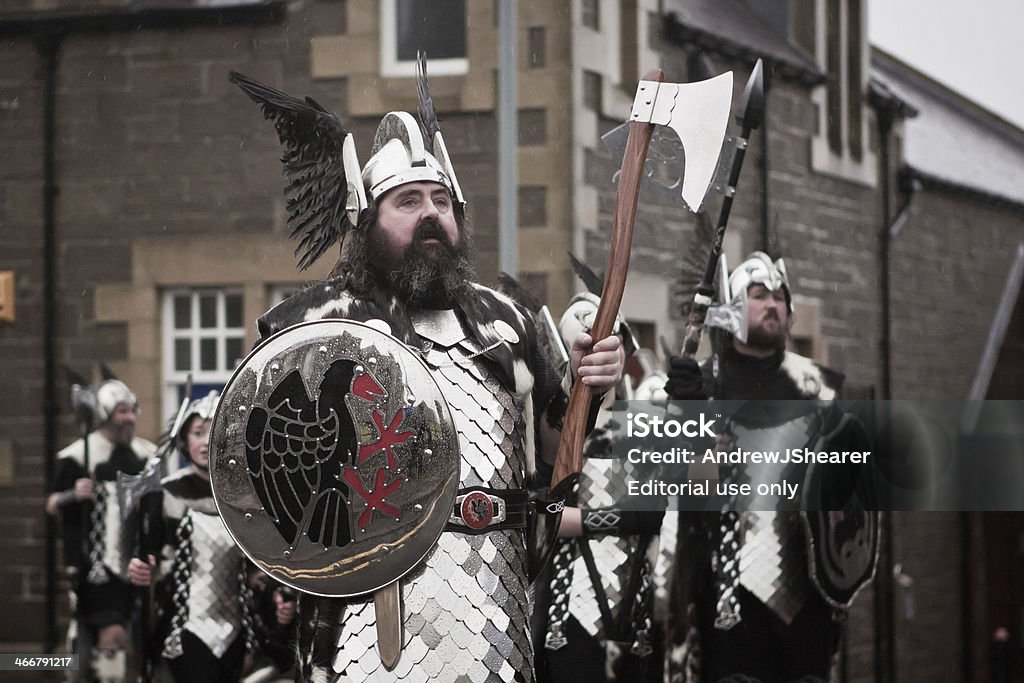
[497,0,519,276]
[760,62,771,252]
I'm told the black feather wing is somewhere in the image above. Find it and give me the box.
[568,252,605,296]
[497,272,542,314]
[415,52,441,153]
[230,71,353,270]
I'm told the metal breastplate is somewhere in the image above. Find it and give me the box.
[330,309,533,682]
[185,508,244,657]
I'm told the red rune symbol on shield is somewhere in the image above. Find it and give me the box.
[343,466,403,528]
[358,407,415,470]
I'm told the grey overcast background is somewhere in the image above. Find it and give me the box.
[869,0,1024,129]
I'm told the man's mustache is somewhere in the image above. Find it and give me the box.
[414,217,453,247]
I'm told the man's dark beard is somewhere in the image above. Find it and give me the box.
[369,216,475,308]
[108,422,135,446]
[746,312,787,350]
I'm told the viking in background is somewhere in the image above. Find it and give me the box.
[128,392,295,682]
[663,252,877,683]
[47,378,157,683]
[227,60,623,682]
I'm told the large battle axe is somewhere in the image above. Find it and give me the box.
[551,69,733,488]
[681,59,765,359]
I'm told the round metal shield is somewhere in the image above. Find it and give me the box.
[209,319,460,597]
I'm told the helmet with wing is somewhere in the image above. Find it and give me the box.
[230,52,463,271]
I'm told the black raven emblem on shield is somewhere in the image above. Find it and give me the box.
[244,360,362,549]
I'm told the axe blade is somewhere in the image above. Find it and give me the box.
[117,461,163,523]
[629,72,733,211]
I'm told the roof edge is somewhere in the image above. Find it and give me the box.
[902,165,1024,214]
[662,11,825,87]
[0,0,285,38]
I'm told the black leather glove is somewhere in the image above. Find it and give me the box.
[664,355,708,400]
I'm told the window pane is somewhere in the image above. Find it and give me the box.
[199,294,217,328]
[173,295,191,329]
[528,27,545,68]
[174,339,191,372]
[396,0,466,61]
[582,0,599,30]
[846,0,863,161]
[200,338,217,371]
[826,0,843,155]
[225,337,245,369]
[518,108,547,146]
[225,293,243,328]
[518,186,548,227]
[583,70,602,112]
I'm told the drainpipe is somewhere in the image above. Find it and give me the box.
[868,78,917,683]
[876,104,895,401]
[37,28,63,654]
[497,0,518,276]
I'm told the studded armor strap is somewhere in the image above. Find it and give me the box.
[162,512,193,660]
[86,486,109,585]
[544,539,575,651]
[238,563,258,654]
[714,510,743,630]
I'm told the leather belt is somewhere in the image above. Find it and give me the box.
[445,486,528,535]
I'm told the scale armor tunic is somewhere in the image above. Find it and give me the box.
[159,470,249,661]
[550,457,655,651]
[329,309,534,682]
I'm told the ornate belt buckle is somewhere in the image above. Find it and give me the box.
[450,490,507,530]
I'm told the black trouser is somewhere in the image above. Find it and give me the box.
[699,587,837,683]
[79,574,135,630]
[165,631,246,683]
[537,616,663,683]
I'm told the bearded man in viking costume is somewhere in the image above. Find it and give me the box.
[226,61,623,683]
[47,378,157,682]
[663,252,878,683]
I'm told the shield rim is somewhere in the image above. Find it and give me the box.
[801,508,882,609]
[209,318,460,597]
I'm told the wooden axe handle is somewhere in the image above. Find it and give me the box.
[551,68,664,488]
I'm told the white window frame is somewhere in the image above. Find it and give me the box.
[161,288,247,423]
[379,0,469,78]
